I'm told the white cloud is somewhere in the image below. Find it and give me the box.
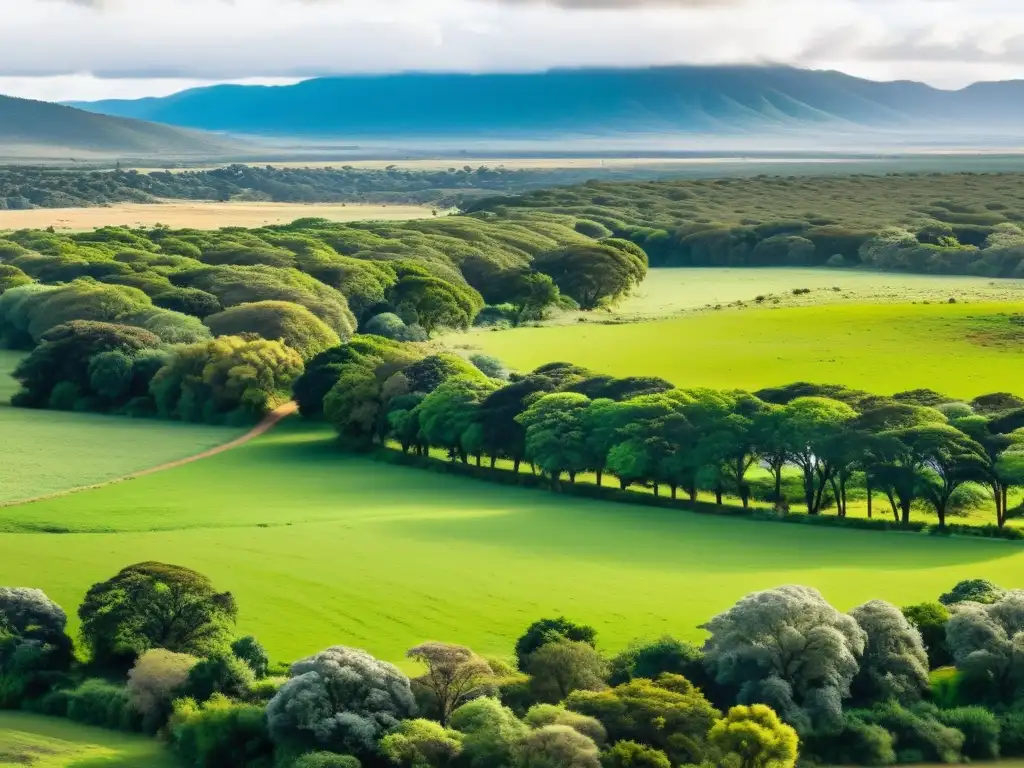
[0,0,1022,100]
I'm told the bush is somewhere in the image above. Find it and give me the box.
[64,679,140,731]
[524,704,607,745]
[180,651,254,704]
[1000,710,1024,757]
[153,287,222,318]
[802,719,896,767]
[232,636,270,679]
[469,354,508,380]
[515,724,600,768]
[936,706,1000,760]
[364,312,427,342]
[292,753,362,768]
[169,694,276,768]
[599,741,670,768]
[127,648,198,732]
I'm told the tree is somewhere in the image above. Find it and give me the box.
[180,650,255,703]
[127,648,197,725]
[701,585,866,733]
[79,562,237,670]
[534,243,646,310]
[515,724,601,768]
[391,274,482,336]
[781,398,856,515]
[524,705,606,745]
[204,300,343,360]
[945,591,1024,703]
[0,587,69,648]
[500,269,559,326]
[450,697,527,768]
[292,754,362,768]
[266,645,416,755]
[379,719,464,768]
[941,579,1006,606]
[708,704,799,768]
[567,675,720,766]
[608,636,704,686]
[150,335,303,424]
[515,617,598,671]
[527,640,609,703]
[407,642,496,726]
[231,635,270,679]
[517,393,593,483]
[599,741,670,768]
[902,602,953,668]
[908,425,989,527]
[477,375,562,472]
[417,376,499,463]
[849,600,929,705]
[0,264,31,295]
[169,694,277,768]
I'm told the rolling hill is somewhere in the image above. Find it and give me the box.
[0,94,242,159]
[68,66,1024,142]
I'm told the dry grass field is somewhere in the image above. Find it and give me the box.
[0,201,434,231]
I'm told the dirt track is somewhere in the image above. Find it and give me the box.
[0,402,297,509]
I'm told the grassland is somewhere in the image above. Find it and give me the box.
[3,419,1024,670]
[0,201,433,232]
[457,302,1024,400]
[0,712,176,767]
[0,351,242,505]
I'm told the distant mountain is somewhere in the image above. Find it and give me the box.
[0,94,241,159]
[68,66,1024,141]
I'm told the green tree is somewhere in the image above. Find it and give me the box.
[527,640,609,703]
[450,697,527,768]
[501,269,559,326]
[707,704,799,768]
[902,602,952,668]
[782,397,856,515]
[204,300,342,360]
[599,741,670,768]
[380,719,464,768]
[517,392,592,483]
[417,376,499,463]
[407,642,496,726]
[78,562,237,670]
[391,275,482,336]
[515,725,601,768]
[515,617,598,671]
[849,600,929,705]
[534,243,646,310]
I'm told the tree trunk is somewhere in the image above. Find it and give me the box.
[596,469,603,488]
[475,454,481,467]
[653,482,659,497]
[866,477,873,519]
[1001,487,1009,528]
[568,471,577,484]
[489,455,496,469]
[619,479,628,491]
[803,468,817,515]
[773,466,783,503]
[715,487,723,506]
[937,502,946,529]
[901,498,912,526]
[687,486,697,503]
[670,484,678,500]
[513,458,521,474]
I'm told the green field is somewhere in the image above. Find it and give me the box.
[0,712,176,767]
[0,351,242,504]
[606,267,1024,321]
[457,302,1024,399]
[2,419,1024,670]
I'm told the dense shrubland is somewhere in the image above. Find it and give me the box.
[468,172,1024,277]
[303,339,1024,532]
[6,564,1024,768]
[0,215,642,422]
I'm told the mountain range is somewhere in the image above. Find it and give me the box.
[68,66,1024,142]
[0,94,241,160]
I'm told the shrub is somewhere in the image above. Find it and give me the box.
[364,312,427,342]
[707,704,798,768]
[515,617,597,671]
[524,704,607,745]
[526,640,609,704]
[127,648,198,730]
[64,679,140,731]
[1000,710,1024,757]
[515,724,600,768]
[153,287,222,318]
[292,753,362,768]
[379,718,464,767]
[232,636,270,679]
[169,694,276,768]
[469,354,508,380]
[599,741,670,768]
[940,578,1005,605]
[936,706,1000,760]
[180,651,255,703]
[450,697,527,768]
[607,636,704,687]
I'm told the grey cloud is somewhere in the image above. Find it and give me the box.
[799,26,1024,66]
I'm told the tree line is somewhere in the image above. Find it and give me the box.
[467,172,1024,277]
[302,341,1024,531]
[0,218,646,423]
[4,562,1024,767]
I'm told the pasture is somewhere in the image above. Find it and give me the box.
[0,201,433,231]
[0,350,242,505]
[2,420,1024,669]
[0,712,176,767]
[457,301,1024,400]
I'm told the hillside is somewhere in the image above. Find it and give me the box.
[69,66,1024,141]
[0,94,242,159]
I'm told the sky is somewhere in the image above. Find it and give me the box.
[1,0,1022,102]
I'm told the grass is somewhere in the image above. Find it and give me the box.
[0,349,243,504]
[456,301,1024,400]
[5,419,1024,671]
[0,712,176,767]
[0,201,433,231]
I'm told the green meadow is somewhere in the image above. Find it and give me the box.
[3,420,1024,670]
[0,351,242,504]
[460,302,1024,399]
[0,712,177,767]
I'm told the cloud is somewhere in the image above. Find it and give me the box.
[1,0,1022,101]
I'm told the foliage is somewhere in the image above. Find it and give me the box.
[940,578,1006,605]
[524,704,606,745]
[379,718,464,768]
[527,641,609,703]
[902,602,952,668]
[701,585,866,733]
[707,704,799,768]
[450,696,528,768]
[151,335,303,424]
[945,590,1024,703]
[291,753,362,768]
[78,561,237,670]
[205,300,343,360]
[407,642,496,726]
[567,675,720,765]
[514,619,598,672]
[533,243,646,310]
[169,693,276,768]
[514,724,601,768]
[180,650,255,703]
[849,600,929,705]
[935,706,1000,760]
[266,645,416,755]
[608,636,704,686]
[599,741,670,768]
[126,648,197,730]
[232,635,271,679]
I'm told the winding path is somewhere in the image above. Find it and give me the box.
[0,402,297,509]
